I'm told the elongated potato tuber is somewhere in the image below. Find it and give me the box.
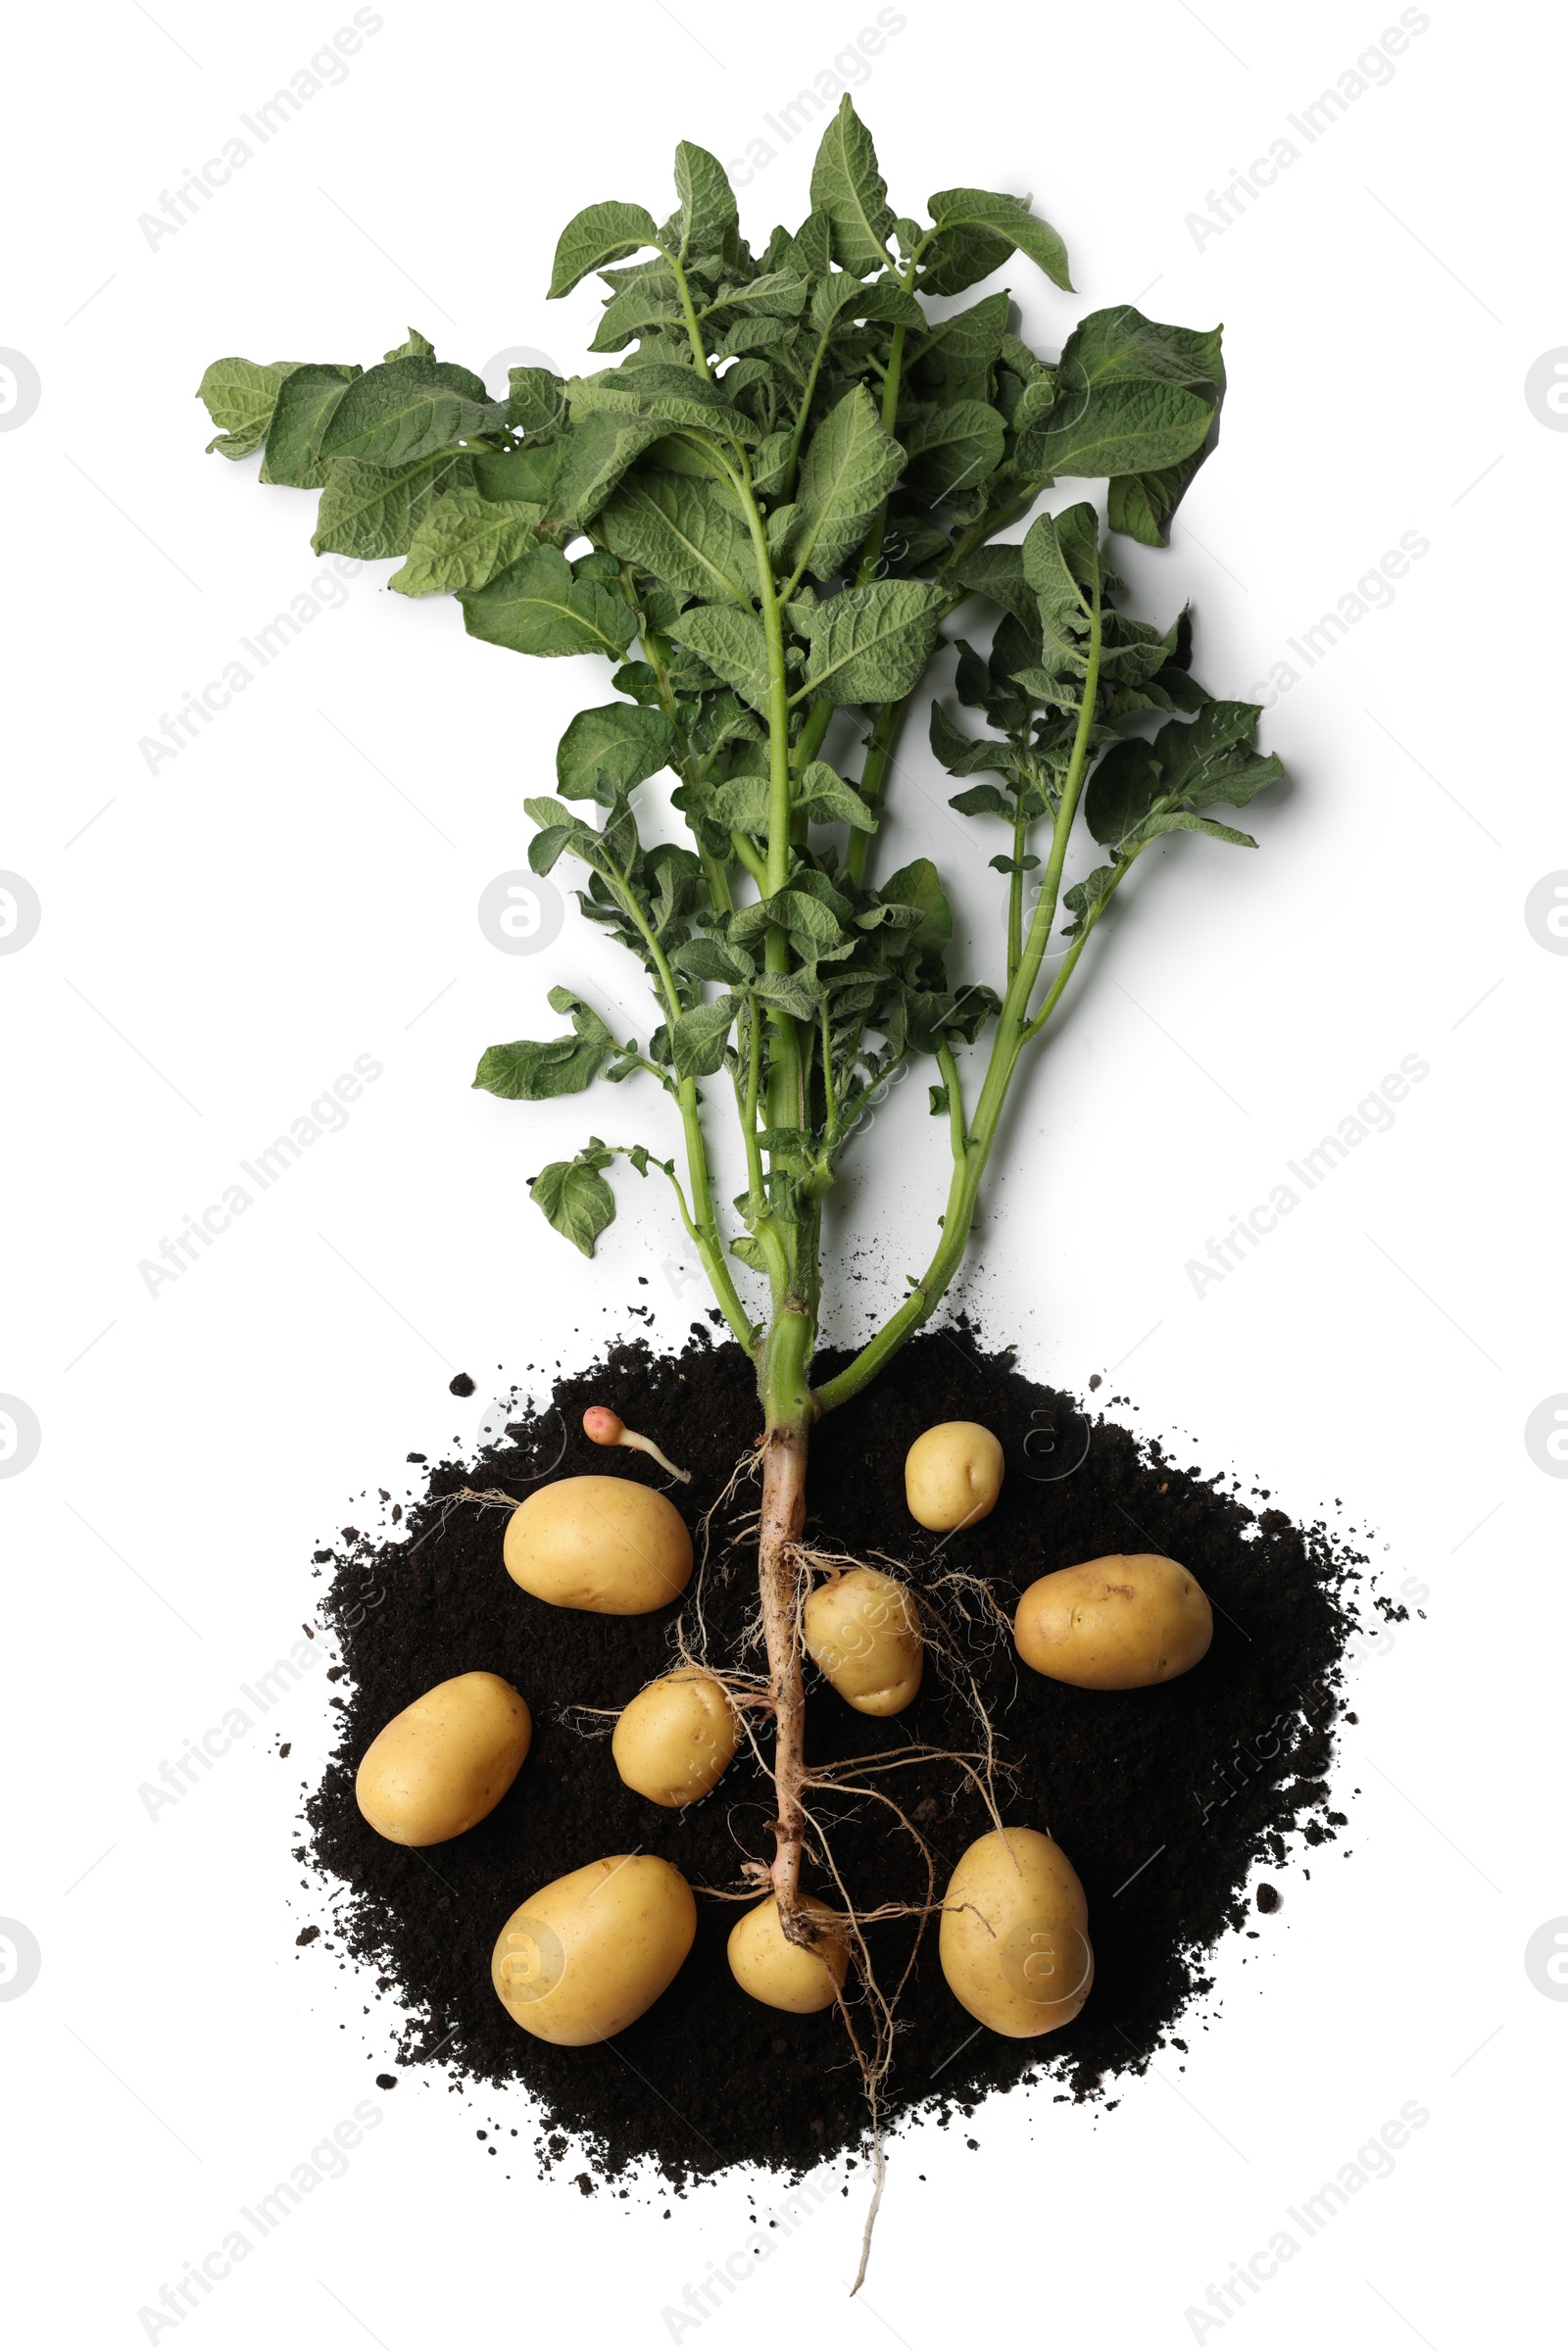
[939,1826,1093,2036]
[355,1672,531,1847]
[1014,1552,1212,1690]
[492,1854,696,2044]
[504,1475,693,1614]
[804,1566,922,1715]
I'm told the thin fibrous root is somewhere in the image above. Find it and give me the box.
[789,1541,1012,1840]
[679,1445,764,1670]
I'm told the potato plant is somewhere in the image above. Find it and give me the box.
[198,98,1281,2166]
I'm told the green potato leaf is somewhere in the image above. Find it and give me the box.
[671,142,739,265]
[925,187,1073,292]
[708,775,771,832]
[1022,309,1223,486]
[472,1031,613,1101]
[752,970,821,1021]
[787,386,904,581]
[546,412,673,531]
[1133,810,1257,849]
[904,399,1006,506]
[1021,502,1102,680]
[797,760,876,830]
[1062,862,1120,937]
[947,542,1035,626]
[549,200,662,299]
[1151,699,1282,808]
[508,367,569,435]
[528,1151,618,1256]
[671,995,739,1078]
[908,291,1010,382]
[712,269,811,319]
[1107,444,1213,549]
[388,486,543,596]
[877,857,953,955]
[260,363,362,485]
[312,451,471,559]
[809,96,896,276]
[461,547,639,660]
[473,445,560,503]
[198,358,300,459]
[598,471,757,605]
[1085,737,1165,847]
[801,580,949,707]
[590,279,685,354]
[674,605,773,714]
[318,357,503,466]
[557,703,676,802]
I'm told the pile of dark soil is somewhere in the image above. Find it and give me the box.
[304,1323,1371,2184]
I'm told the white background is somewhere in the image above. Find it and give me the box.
[2,0,1563,2343]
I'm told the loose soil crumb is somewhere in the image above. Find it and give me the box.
[306,1324,1364,2184]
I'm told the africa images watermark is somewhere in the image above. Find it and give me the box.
[137,10,385,252]
[136,2100,384,2341]
[1183,2100,1431,2339]
[661,2173,836,2339]
[1185,1053,1431,1299]
[137,556,364,775]
[1185,9,1433,252]
[723,8,908,190]
[136,1632,333,1824]
[137,1053,383,1299]
[1241,530,1430,711]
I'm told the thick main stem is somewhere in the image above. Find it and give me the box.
[758,1298,816,1935]
[759,1417,809,1925]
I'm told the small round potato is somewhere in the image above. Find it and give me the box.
[1014,1553,1212,1690]
[355,1671,531,1847]
[728,1894,850,2014]
[939,1826,1093,2037]
[504,1475,693,1614]
[804,1568,923,1716]
[492,1854,697,2045]
[905,1420,1004,1532]
[612,1671,740,1807]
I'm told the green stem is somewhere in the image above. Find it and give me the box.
[1019,845,1144,1045]
[724,453,805,1133]
[701,847,735,914]
[791,701,833,773]
[1007,802,1026,981]
[601,860,753,1349]
[936,1038,967,1162]
[658,247,715,382]
[852,321,908,588]
[730,828,767,889]
[760,1286,818,1431]
[742,1000,766,1205]
[780,323,835,502]
[846,697,911,887]
[814,585,1104,1414]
